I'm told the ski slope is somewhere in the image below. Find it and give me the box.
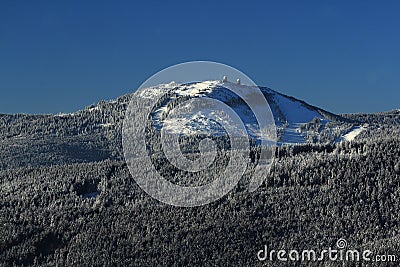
[342,126,365,141]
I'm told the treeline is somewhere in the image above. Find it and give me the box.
[342,109,400,125]
[0,95,130,139]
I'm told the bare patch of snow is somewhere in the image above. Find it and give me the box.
[107,99,118,104]
[99,123,114,128]
[342,126,365,141]
[279,123,307,145]
[273,94,323,123]
[87,106,100,112]
[55,112,76,117]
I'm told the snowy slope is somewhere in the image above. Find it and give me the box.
[342,126,366,142]
[270,92,325,144]
[137,81,347,145]
[272,93,323,123]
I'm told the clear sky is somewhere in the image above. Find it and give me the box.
[1,0,399,114]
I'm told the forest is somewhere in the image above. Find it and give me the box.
[0,95,399,266]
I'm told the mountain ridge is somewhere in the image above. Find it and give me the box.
[1,81,395,170]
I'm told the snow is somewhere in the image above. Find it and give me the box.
[138,82,178,99]
[107,99,118,104]
[342,126,365,141]
[150,81,271,140]
[87,106,100,112]
[55,113,69,117]
[271,93,326,144]
[141,81,339,145]
[273,93,323,123]
[99,123,114,128]
[280,123,307,145]
[55,112,76,117]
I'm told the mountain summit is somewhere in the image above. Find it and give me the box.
[135,80,353,145]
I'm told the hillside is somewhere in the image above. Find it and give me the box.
[0,81,364,170]
[1,83,399,266]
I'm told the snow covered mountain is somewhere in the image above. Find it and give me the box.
[135,80,353,145]
[0,80,366,170]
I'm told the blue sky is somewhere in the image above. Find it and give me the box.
[0,0,399,114]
